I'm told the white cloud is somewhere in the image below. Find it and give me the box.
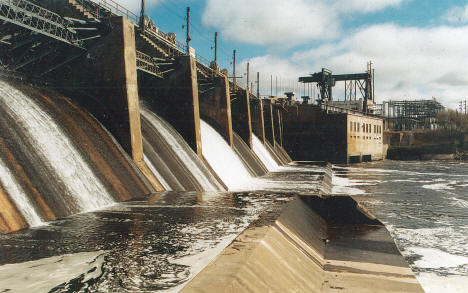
[237,55,306,95]
[202,0,337,46]
[109,0,163,14]
[444,4,468,24]
[335,0,406,13]
[244,24,468,108]
[202,0,406,46]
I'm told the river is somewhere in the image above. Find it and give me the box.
[333,160,468,293]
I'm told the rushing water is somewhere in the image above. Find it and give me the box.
[252,134,280,172]
[141,107,225,192]
[0,80,114,226]
[332,160,468,293]
[200,120,254,190]
[0,157,43,227]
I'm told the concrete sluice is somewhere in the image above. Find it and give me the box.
[0,80,152,233]
[182,195,424,293]
[232,133,268,177]
[140,105,226,192]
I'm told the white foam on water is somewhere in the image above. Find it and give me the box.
[0,157,43,227]
[200,120,255,190]
[252,134,280,172]
[0,251,107,293]
[449,197,468,208]
[143,155,172,191]
[422,181,457,191]
[331,175,367,195]
[141,108,223,191]
[406,247,468,269]
[0,81,114,216]
[416,273,468,293]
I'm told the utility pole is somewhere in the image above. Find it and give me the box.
[233,49,236,86]
[186,7,191,55]
[214,32,218,64]
[257,72,260,98]
[372,68,375,102]
[270,75,273,97]
[246,62,250,92]
[140,0,145,30]
[275,76,278,96]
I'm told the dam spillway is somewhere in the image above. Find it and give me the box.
[0,0,427,292]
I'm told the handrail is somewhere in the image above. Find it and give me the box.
[97,0,138,23]
[0,0,83,47]
[321,103,379,118]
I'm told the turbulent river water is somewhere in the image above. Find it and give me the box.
[332,160,468,293]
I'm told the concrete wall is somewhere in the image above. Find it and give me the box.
[198,76,233,146]
[231,89,252,148]
[347,114,384,162]
[263,101,276,146]
[282,105,384,164]
[282,105,347,163]
[250,99,265,143]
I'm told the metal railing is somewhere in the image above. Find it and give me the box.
[74,0,138,23]
[136,50,162,78]
[0,0,83,47]
[94,0,138,23]
[321,103,379,117]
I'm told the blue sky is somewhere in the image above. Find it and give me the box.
[117,0,468,109]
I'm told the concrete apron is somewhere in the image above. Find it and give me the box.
[181,195,424,293]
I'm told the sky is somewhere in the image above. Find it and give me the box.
[114,0,468,109]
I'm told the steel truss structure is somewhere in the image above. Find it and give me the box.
[299,67,375,113]
[381,99,445,130]
[0,0,83,47]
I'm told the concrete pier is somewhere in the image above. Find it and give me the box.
[198,75,233,146]
[231,89,253,148]
[139,55,202,156]
[250,99,266,144]
[54,17,164,191]
[263,101,276,147]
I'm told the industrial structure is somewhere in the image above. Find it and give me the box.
[298,63,376,114]
[379,99,445,130]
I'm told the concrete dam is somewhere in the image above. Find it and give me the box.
[0,0,424,292]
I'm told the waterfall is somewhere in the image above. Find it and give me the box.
[143,155,172,191]
[0,157,43,227]
[252,134,280,172]
[200,120,254,190]
[0,80,114,223]
[140,106,225,192]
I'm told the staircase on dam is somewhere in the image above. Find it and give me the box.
[0,0,84,47]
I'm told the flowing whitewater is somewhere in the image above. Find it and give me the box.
[252,134,280,172]
[0,81,114,226]
[200,120,255,190]
[140,105,225,192]
[0,80,152,232]
[0,157,43,227]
